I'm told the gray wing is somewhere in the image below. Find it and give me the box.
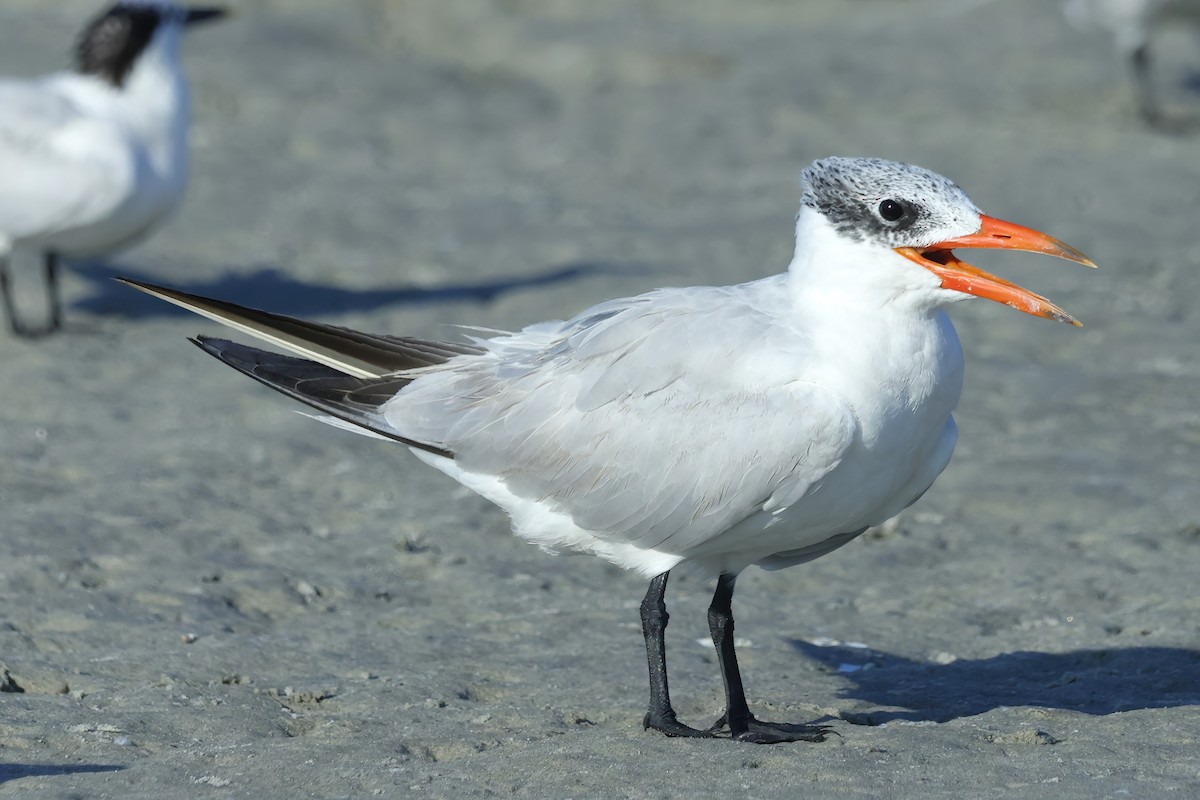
[388,283,859,554]
[122,279,858,557]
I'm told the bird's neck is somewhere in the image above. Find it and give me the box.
[111,30,191,172]
[786,208,950,321]
[783,209,964,428]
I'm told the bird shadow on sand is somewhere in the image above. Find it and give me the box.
[1182,69,1200,97]
[1147,108,1200,135]
[0,763,125,784]
[790,639,1200,725]
[1148,71,1200,134]
[67,259,654,321]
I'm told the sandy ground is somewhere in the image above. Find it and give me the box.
[2,0,1200,797]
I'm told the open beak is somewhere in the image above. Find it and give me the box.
[896,215,1095,326]
[184,6,230,26]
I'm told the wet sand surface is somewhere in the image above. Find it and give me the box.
[2,1,1199,796]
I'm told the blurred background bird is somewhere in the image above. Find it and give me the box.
[1064,0,1200,126]
[0,0,227,338]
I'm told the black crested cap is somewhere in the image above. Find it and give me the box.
[75,3,165,87]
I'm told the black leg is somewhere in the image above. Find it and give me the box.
[706,573,832,744]
[1130,43,1163,128]
[45,252,62,333]
[640,571,713,738]
[0,252,61,337]
[707,574,753,735]
[0,255,29,337]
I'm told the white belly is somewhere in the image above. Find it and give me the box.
[41,169,184,258]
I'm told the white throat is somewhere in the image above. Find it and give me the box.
[780,206,966,449]
[786,207,952,320]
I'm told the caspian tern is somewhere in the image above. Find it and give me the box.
[121,157,1094,744]
[0,1,227,338]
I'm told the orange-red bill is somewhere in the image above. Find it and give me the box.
[896,214,1095,326]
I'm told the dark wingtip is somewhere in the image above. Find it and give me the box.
[189,336,247,367]
[184,7,231,26]
[115,276,167,296]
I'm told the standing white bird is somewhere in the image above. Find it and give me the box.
[0,1,227,337]
[122,157,1094,744]
[1064,0,1200,125]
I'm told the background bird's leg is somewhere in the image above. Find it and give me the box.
[1130,42,1164,126]
[707,573,832,744]
[640,572,712,738]
[45,252,62,332]
[0,252,59,337]
[1,254,30,337]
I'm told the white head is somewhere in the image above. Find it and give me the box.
[74,1,228,88]
[794,157,1094,325]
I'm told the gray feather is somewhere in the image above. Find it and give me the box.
[191,336,453,459]
[118,278,483,378]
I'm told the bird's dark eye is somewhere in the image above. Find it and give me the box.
[878,199,904,222]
